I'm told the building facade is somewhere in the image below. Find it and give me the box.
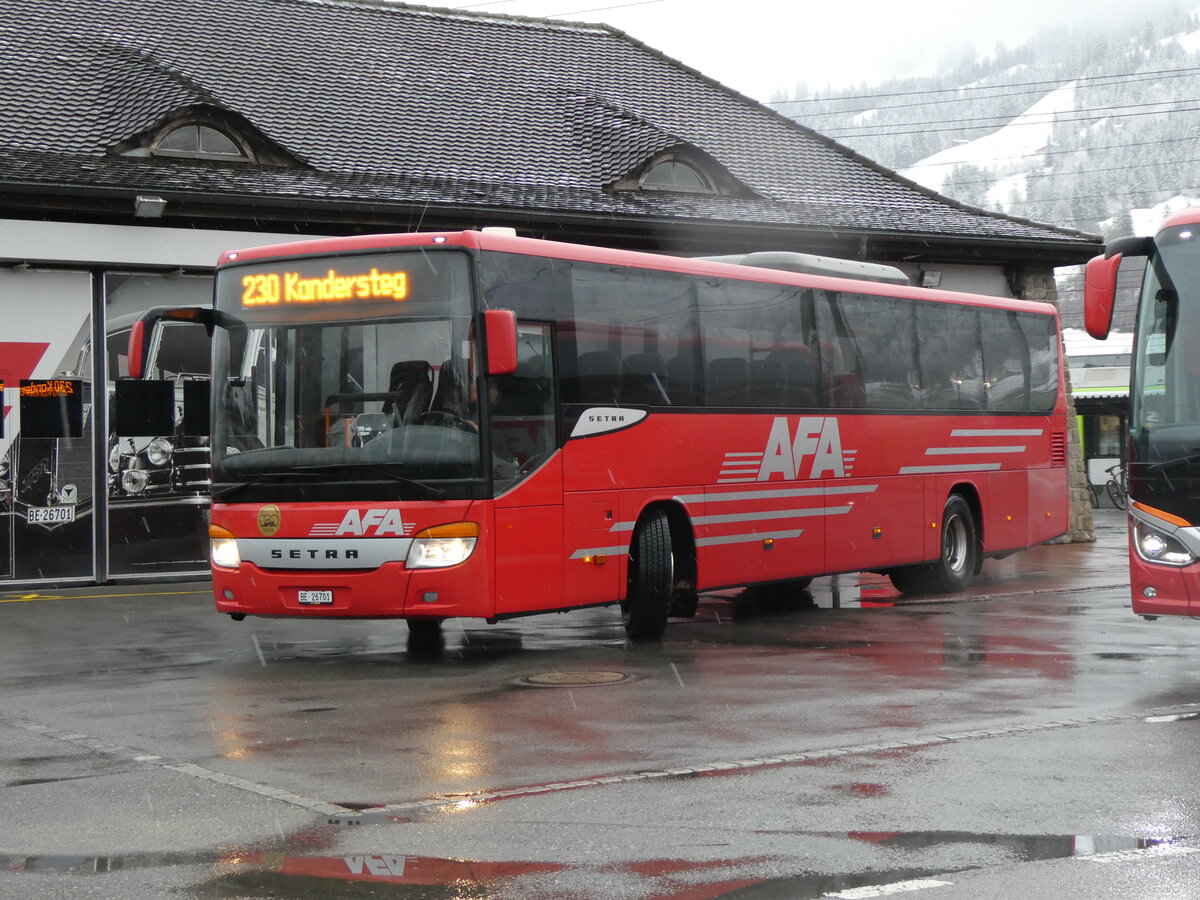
[0,0,1102,584]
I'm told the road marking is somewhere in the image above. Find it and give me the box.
[7,701,1200,826]
[824,879,953,898]
[0,716,344,817]
[0,589,210,604]
[1080,845,1199,863]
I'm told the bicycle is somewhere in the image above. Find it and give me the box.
[1103,463,1127,510]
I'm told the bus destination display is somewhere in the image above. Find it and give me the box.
[241,267,410,307]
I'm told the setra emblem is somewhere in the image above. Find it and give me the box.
[257,504,282,537]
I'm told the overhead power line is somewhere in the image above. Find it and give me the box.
[784,68,1200,119]
[903,134,1200,170]
[928,155,1200,191]
[823,97,1200,137]
[769,64,1200,105]
[823,102,1200,138]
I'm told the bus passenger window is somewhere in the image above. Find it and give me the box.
[706,357,750,407]
[621,352,670,405]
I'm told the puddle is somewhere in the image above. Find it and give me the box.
[4,831,1186,899]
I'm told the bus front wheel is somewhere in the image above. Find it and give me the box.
[889,495,978,595]
[623,509,673,640]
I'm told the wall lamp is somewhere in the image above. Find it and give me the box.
[134,194,167,218]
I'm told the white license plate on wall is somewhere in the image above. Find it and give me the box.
[27,506,75,524]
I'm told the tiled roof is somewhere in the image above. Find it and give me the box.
[0,0,1099,254]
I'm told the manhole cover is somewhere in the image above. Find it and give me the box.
[520,670,631,687]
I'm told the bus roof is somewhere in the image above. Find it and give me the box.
[216,231,1059,316]
[1158,206,1200,233]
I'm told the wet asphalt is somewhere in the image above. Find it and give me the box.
[2,508,1200,899]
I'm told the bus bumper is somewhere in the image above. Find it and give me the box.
[1128,512,1200,619]
[212,556,493,620]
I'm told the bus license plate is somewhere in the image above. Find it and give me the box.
[27,506,75,524]
[297,590,334,606]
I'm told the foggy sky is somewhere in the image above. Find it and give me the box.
[437,0,1189,99]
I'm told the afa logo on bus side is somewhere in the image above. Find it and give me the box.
[727,416,849,482]
[759,416,846,479]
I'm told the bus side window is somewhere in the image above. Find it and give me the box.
[564,350,621,405]
[620,351,670,405]
[665,354,701,406]
[917,303,984,410]
[753,346,819,408]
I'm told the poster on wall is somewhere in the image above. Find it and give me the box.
[104,273,213,576]
[0,269,95,582]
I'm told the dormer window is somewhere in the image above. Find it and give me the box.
[154,124,248,161]
[611,146,749,197]
[641,159,713,193]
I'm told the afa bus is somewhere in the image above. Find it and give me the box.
[1085,206,1200,619]
[135,231,1070,640]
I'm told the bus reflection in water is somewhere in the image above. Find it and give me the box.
[142,231,1070,639]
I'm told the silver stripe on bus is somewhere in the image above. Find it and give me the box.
[569,545,631,559]
[951,428,1043,437]
[899,463,1002,474]
[695,506,852,526]
[925,445,1027,455]
[674,484,878,504]
[239,538,412,570]
[697,530,804,547]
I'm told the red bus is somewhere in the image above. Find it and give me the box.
[139,231,1069,639]
[1085,206,1200,619]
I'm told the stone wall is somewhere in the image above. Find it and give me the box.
[1023,267,1095,543]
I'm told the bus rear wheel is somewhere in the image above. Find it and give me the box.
[622,509,673,640]
[889,495,978,595]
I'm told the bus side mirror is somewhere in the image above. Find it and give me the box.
[1083,253,1120,340]
[128,306,226,378]
[128,318,151,380]
[484,309,518,375]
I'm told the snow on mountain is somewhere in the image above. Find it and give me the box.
[899,83,1077,195]
[1109,194,1200,236]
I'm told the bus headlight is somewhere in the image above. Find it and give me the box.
[210,525,241,570]
[406,522,479,569]
[121,469,149,494]
[1134,521,1197,567]
[146,438,174,467]
[108,443,123,473]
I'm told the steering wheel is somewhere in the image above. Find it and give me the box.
[416,410,478,432]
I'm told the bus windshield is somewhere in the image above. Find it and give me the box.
[1132,229,1200,459]
[1129,225,1200,522]
[210,250,484,497]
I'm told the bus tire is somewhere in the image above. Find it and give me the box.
[889,495,978,595]
[623,509,673,640]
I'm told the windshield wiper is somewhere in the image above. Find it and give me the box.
[211,470,333,501]
[213,465,446,501]
[1147,452,1200,472]
[288,464,446,500]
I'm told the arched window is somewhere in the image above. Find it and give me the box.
[641,159,712,192]
[154,124,248,160]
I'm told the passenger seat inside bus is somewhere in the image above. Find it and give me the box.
[567,350,621,405]
[706,357,750,407]
[382,359,433,422]
[753,347,819,408]
[620,351,670,405]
